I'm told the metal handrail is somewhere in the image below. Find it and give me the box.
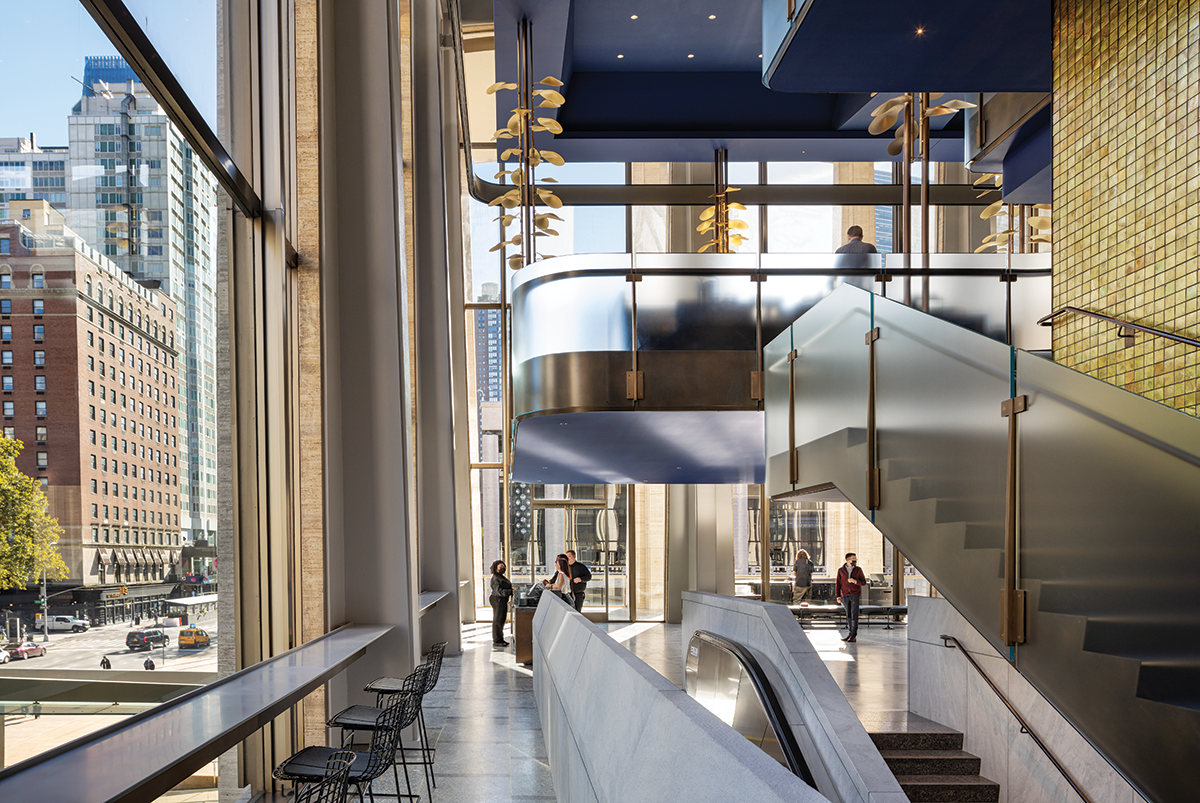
[939,635,1093,803]
[1038,306,1200,349]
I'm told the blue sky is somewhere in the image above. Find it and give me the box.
[0,0,217,145]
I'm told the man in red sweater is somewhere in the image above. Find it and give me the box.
[836,552,868,642]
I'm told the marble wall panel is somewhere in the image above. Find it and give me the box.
[910,596,1141,803]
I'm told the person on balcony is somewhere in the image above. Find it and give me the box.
[836,552,867,642]
[835,225,878,254]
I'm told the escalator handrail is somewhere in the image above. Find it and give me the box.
[690,630,818,789]
[939,635,1093,803]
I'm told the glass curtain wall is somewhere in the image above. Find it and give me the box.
[0,0,231,782]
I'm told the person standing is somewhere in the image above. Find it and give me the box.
[836,552,868,642]
[543,555,571,602]
[99,655,112,669]
[834,225,878,254]
[489,559,513,647]
[565,550,592,613]
[143,656,156,670]
[791,549,815,604]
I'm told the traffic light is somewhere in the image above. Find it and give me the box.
[120,586,128,596]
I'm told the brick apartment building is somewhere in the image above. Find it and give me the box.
[0,200,181,623]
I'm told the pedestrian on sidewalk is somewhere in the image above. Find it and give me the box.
[143,656,156,670]
[100,655,112,669]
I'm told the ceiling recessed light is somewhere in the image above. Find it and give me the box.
[708,14,716,19]
[617,54,624,58]
[687,54,694,58]
[916,27,925,34]
[630,14,638,19]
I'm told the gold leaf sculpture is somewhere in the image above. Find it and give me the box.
[489,74,568,268]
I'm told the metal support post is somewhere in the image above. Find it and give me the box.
[865,328,881,509]
[1001,393,1028,647]
[919,92,930,312]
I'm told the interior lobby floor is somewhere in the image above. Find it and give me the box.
[598,617,909,715]
[373,613,908,801]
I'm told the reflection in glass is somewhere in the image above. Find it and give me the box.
[120,1,219,134]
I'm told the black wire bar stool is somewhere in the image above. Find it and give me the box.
[364,642,447,790]
[330,665,430,797]
[291,749,356,803]
[274,693,415,802]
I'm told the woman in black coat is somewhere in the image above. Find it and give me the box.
[489,559,513,646]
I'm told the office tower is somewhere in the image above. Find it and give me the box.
[66,56,219,549]
[0,136,69,219]
[0,200,181,622]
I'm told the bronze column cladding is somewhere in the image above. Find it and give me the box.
[1001,393,1028,646]
[787,349,798,485]
[751,272,765,402]
[919,92,931,313]
[626,271,643,401]
[902,93,913,306]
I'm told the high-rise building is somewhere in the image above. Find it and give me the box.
[0,200,181,623]
[0,136,69,218]
[63,56,219,549]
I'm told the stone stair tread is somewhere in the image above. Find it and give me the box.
[897,774,999,785]
[880,749,978,759]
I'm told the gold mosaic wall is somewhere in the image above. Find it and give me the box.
[1052,0,1200,416]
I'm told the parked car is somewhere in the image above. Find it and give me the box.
[126,629,170,651]
[178,627,211,649]
[0,646,9,663]
[11,641,47,659]
[36,615,90,633]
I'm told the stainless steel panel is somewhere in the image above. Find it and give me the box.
[870,291,1013,649]
[1015,350,1200,803]
[511,260,632,363]
[513,351,632,418]
[638,351,758,408]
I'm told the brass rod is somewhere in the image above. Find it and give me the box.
[920,92,930,313]
[787,350,797,485]
[759,484,770,607]
[902,93,912,306]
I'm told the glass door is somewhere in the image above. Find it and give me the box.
[527,485,630,622]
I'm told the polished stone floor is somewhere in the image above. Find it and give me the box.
[360,612,907,801]
[363,620,555,803]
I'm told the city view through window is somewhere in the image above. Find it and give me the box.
[0,1,222,776]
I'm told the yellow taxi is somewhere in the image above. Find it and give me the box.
[178,627,211,649]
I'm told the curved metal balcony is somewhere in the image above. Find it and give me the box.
[510,252,1049,485]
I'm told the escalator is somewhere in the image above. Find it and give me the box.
[685,630,818,788]
[766,284,1200,803]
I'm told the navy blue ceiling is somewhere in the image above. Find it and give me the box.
[492,0,975,163]
[765,1,1051,93]
[512,411,764,485]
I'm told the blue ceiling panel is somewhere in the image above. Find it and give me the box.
[1002,106,1052,204]
[512,411,765,485]
[765,0,1051,93]
[490,0,986,163]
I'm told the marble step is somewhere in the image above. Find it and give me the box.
[896,774,1001,802]
[861,712,964,751]
[880,749,981,776]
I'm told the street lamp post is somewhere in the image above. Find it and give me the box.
[40,571,48,643]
